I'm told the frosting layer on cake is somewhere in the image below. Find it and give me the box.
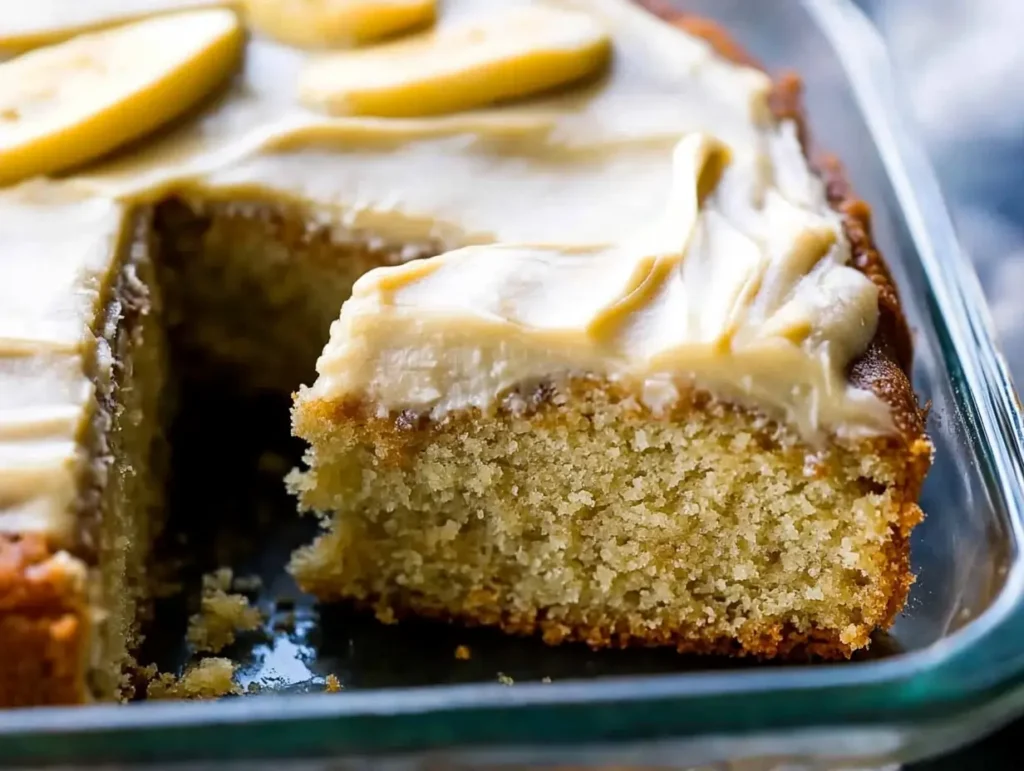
[1,0,897,542]
[309,130,890,439]
[0,185,129,539]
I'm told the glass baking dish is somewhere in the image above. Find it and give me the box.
[4,0,1024,767]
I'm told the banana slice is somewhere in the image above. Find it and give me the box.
[0,9,244,187]
[244,0,436,48]
[299,5,612,117]
[0,1,235,53]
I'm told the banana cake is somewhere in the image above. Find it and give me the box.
[0,0,930,707]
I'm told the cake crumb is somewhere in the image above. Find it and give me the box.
[187,569,264,654]
[325,674,343,693]
[146,672,178,700]
[454,644,471,661]
[124,661,159,701]
[147,658,241,700]
[497,672,514,686]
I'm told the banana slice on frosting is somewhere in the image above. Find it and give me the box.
[0,9,244,187]
[244,0,436,48]
[299,5,612,117]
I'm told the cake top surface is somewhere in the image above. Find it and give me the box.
[0,0,910,543]
[2,0,781,244]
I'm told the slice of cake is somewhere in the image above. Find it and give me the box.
[288,27,933,659]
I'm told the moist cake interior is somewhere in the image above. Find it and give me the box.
[291,382,921,658]
[87,212,171,699]
[153,197,404,394]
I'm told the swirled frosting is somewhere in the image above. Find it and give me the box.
[308,131,889,438]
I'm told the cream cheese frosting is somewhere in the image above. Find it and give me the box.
[308,131,890,439]
[0,0,891,543]
[0,184,129,539]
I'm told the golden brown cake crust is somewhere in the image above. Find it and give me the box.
[654,5,927,444]
[0,535,88,707]
[344,596,874,660]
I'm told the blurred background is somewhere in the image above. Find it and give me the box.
[860,0,1024,382]
[859,1,1024,766]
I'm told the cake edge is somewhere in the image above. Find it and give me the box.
[0,211,166,707]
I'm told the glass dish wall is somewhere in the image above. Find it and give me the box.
[2,0,1024,768]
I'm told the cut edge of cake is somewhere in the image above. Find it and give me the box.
[0,203,169,705]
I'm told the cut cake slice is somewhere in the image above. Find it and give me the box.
[288,32,933,660]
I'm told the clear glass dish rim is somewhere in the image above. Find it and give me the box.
[5,0,1024,761]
